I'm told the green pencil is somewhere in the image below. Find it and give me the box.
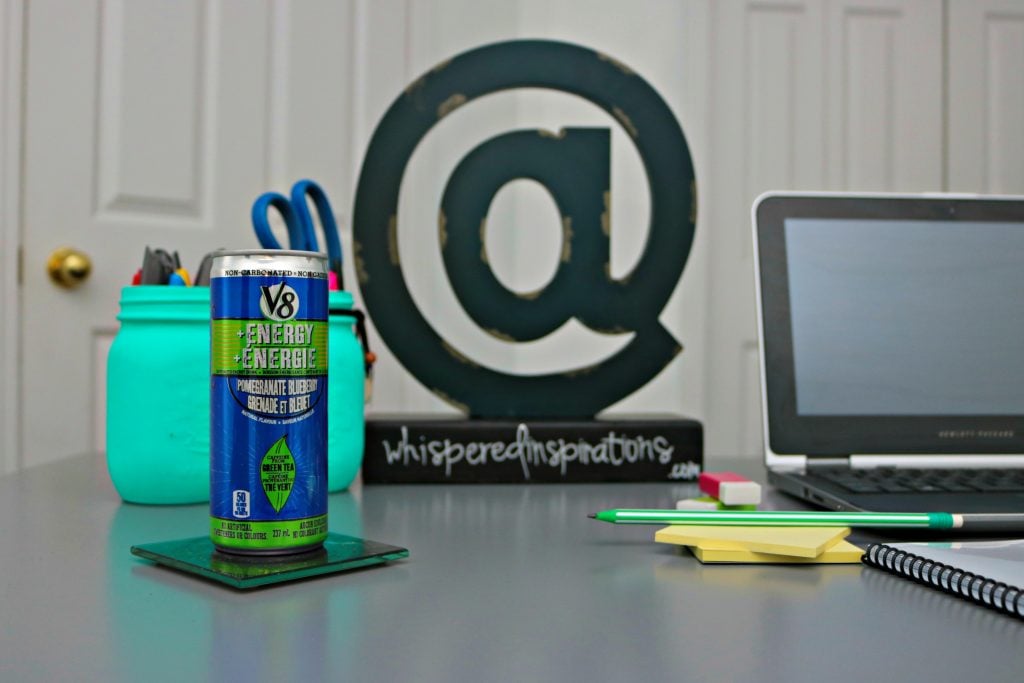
[588,509,1024,531]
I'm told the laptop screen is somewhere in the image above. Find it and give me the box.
[785,218,1024,416]
[755,194,1024,456]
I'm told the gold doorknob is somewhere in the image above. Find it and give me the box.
[47,247,92,289]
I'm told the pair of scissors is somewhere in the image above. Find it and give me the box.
[251,179,344,288]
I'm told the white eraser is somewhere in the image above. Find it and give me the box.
[676,498,720,511]
[717,481,762,505]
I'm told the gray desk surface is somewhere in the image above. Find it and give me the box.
[2,455,1024,682]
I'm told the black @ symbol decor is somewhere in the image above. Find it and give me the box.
[353,39,697,418]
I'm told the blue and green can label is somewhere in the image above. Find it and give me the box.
[210,250,329,554]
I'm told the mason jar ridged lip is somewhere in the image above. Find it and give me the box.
[117,285,355,321]
[117,285,210,322]
[328,289,354,313]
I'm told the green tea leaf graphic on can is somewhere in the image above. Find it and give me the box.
[261,435,295,513]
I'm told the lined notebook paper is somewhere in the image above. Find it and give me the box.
[863,539,1024,620]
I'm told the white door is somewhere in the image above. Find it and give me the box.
[22,0,268,467]
[20,0,358,468]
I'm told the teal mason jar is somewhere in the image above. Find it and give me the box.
[106,285,365,504]
[327,290,365,491]
[107,286,210,504]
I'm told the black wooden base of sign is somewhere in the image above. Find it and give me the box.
[362,415,703,484]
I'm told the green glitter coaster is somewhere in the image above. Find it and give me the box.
[131,532,409,590]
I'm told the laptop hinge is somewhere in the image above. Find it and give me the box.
[805,457,851,468]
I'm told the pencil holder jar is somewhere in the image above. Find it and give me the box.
[107,286,365,503]
[327,290,365,492]
[107,286,210,504]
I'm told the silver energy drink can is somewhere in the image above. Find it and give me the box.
[209,250,329,555]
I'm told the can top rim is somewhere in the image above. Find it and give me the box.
[211,249,327,260]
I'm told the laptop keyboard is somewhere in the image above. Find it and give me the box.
[813,468,1024,494]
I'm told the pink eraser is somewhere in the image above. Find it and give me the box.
[698,471,762,505]
[328,271,339,291]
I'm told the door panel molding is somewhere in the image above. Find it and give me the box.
[703,0,825,457]
[95,0,209,220]
[948,0,1024,193]
[826,0,942,191]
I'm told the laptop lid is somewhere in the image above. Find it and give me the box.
[753,192,1024,470]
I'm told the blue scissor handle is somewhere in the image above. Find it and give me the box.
[251,192,308,250]
[290,179,344,278]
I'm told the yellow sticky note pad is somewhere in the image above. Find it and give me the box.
[654,525,851,558]
[689,539,864,564]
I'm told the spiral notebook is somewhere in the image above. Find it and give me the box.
[863,539,1024,620]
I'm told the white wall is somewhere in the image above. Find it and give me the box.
[5,0,1024,473]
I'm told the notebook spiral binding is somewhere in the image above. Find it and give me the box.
[864,543,1024,620]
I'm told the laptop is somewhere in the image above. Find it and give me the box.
[753,192,1024,514]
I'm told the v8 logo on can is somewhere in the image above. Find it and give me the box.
[259,282,299,321]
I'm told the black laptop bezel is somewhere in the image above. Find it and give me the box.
[755,193,1024,457]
